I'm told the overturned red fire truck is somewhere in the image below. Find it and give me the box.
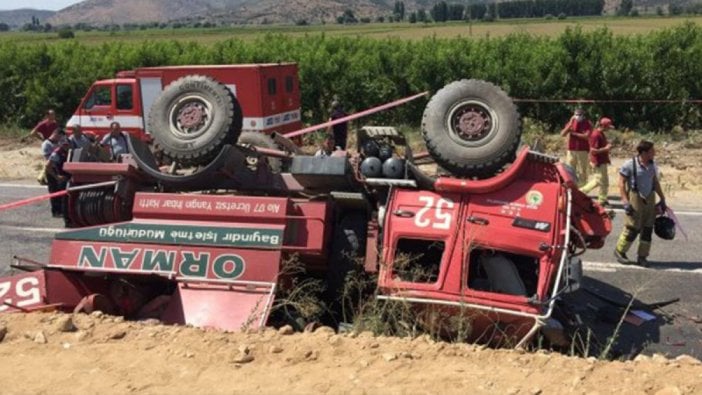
[2,66,611,347]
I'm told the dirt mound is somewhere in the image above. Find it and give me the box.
[0,312,700,395]
[0,139,44,180]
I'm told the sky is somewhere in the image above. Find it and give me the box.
[0,0,83,11]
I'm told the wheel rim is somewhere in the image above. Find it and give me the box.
[168,94,214,139]
[446,100,499,147]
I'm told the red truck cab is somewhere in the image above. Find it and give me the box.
[66,64,303,141]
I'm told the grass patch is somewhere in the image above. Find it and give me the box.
[0,125,28,140]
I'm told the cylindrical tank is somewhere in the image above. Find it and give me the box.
[382,157,405,179]
[361,157,383,178]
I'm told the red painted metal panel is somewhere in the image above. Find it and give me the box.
[434,148,530,194]
[161,282,275,331]
[466,182,561,255]
[283,199,331,255]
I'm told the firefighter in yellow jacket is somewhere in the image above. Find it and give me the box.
[614,140,666,268]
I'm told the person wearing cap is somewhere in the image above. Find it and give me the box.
[326,100,348,150]
[581,117,614,206]
[44,138,71,218]
[614,140,666,267]
[560,108,592,187]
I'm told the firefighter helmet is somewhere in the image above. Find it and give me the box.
[654,215,676,240]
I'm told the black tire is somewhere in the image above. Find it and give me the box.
[237,131,282,173]
[148,75,242,166]
[422,79,521,178]
[325,211,368,323]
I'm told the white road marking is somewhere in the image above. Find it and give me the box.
[584,260,702,274]
[0,183,45,190]
[0,225,62,233]
[610,208,702,217]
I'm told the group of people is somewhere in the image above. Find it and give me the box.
[560,108,666,267]
[26,110,130,219]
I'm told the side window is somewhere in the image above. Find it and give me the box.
[116,84,133,110]
[267,78,277,96]
[285,76,294,93]
[466,250,537,297]
[392,238,444,283]
[83,86,112,109]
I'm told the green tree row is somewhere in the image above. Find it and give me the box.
[2,23,702,132]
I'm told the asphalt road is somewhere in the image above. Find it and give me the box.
[1,183,701,358]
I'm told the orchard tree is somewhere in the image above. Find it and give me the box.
[431,1,449,22]
[394,1,406,21]
[618,0,634,16]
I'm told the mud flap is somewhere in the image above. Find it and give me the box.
[160,281,276,331]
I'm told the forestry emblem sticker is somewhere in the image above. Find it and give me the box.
[526,190,544,207]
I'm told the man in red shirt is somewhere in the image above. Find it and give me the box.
[560,108,592,187]
[24,109,58,142]
[581,117,614,206]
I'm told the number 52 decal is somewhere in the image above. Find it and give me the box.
[414,196,455,230]
[0,276,42,312]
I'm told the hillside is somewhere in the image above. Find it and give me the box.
[48,0,405,25]
[0,9,55,28]
[28,0,702,26]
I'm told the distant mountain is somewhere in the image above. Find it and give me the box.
[40,0,702,26]
[47,0,460,26]
[0,9,55,28]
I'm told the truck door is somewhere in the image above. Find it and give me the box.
[378,189,464,297]
[114,82,146,140]
[76,81,115,139]
[279,71,302,134]
[263,73,282,132]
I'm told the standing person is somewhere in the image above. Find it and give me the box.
[41,129,64,160]
[24,109,58,142]
[614,140,666,267]
[44,139,71,218]
[100,121,129,160]
[68,124,92,149]
[581,117,614,206]
[560,108,592,187]
[327,100,348,150]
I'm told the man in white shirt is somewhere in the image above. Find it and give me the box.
[69,124,92,149]
[101,121,130,160]
[314,134,340,158]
